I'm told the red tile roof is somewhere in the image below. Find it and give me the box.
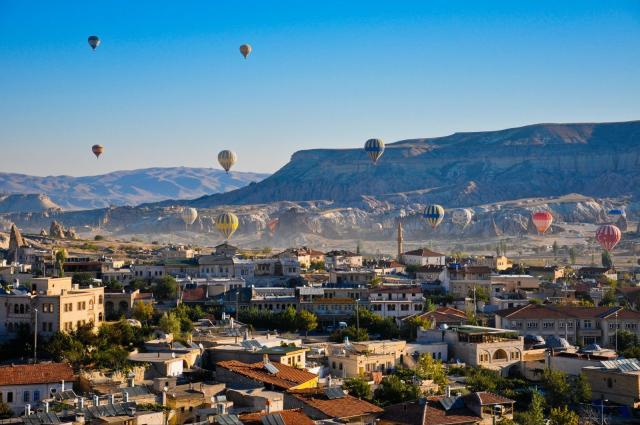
[381,397,481,425]
[240,409,314,425]
[216,360,317,390]
[289,388,382,419]
[473,391,515,405]
[403,248,445,258]
[0,363,75,386]
[417,307,468,324]
[181,287,206,302]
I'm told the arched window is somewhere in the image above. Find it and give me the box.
[493,349,508,361]
[14,304,19,314]
[19,304,25,314]
[98,295,103,305]
[98,312,103,321]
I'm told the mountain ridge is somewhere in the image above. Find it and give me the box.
[0,167,269,210]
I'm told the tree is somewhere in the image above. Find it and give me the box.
[424,298,436,312]
[296,310,318,336]
[572,373,591,405]
[549,406,579,425]
[309,261,325,271]
[616,329,638,352]
[601,250,613,269]
[55,248,67,277]
[0,401,12,419]
[373,375,420,406]
[414,354,447,390]
[344,376,372,400]
[514,390,545,425]
[542,369,571,408]
[599,289,617,307]
[569,247,577,265]
[132,301,154,323]
[154,276,178,301]
[331,326,369,343]
[72,272,94,286]
[400,316,431,341]
[277,306,299,332]
[43,331,86,366]
[553,241,559,258]
[158,312,181,335]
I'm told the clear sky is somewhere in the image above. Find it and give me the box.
[1,0,638,176]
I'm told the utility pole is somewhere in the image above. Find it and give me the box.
[356,299,360,336]
[615,310,619,353]
[33,308,38,363]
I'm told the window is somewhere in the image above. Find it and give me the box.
[388,305,396,311]
[527,321,538,329]
[98,295,103,304]
[583,320,592,329]
[33,391,40,401]
[23,391,30,402]
[543,321,555,329]
[339,363,343,370]
[401,304,410,311]
[7,392,13,403]
[415,304,423,311]
[514,321,523,328]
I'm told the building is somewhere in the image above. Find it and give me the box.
[127,352,185,378]
[414,306,468,328]
[438,326,523,375]
[324,251,363,270]
[495,304,640,347]
[583,358,640,408]
[0,363,75,414]
[0,277,105,339]
[215,356,318,391]
[285,388,383,424]
[368,285,425,319]
[578,267,617,282]
[448,266,492,298]
[240,409,315,425]
[207,344,308,369]
[380,392,515,425]
[276,247,325,269]
[327,339,407,378]
[329,270,375,285]
[401,248,446,267]
[490,274,540,293]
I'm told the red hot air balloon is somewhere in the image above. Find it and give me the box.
[596,224,622,252]
[532,211,553,234]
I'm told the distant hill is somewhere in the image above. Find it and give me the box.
[0,193,61,213]
[0,167,268,210]
[184,121,640,208]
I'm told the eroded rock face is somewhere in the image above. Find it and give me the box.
[49,220,77,239]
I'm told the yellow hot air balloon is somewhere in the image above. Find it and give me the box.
[239,44,252,59]
[423,204,445,229]
[92,144,104,158]
[216,212,239,240]
[218,150,237,173]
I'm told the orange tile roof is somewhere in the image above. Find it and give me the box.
[289,388,382,419]
[216,360,317,390]
[0,363,75,386]
[474,391,515,405]
[240,409,314,425]
[403,248,445,257]
[181,287,206,302]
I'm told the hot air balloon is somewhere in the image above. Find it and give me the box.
[452,209,473,227]
[608,208,625,221]
[596,224,621,252]
[364,138,385,165]
[240,44,252,59]
[91,144,104,159]
[423,204,445,229]
[181,208,198,227]
[216,212,239,240]
[532,211,553,234]
[88,35,100,51]
[218,150,237,173]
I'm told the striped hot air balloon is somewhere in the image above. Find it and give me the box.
[181,208,198,226]
[216,212,239,240]
[423,204,445,229]
[596,224,621,252]
[91,144,104,159]
[218,150,237,173]
[452,208,473,227]
[532,211,553,234]
[608,208,625,221]
[364,138,385,164]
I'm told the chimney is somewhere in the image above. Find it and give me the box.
[75,413,85,424]
[108,394,115,405]
[161,390,167,406]
[25,404,31,416]
[445,385,451,397]
[93,395,100,406]
[61,380,65,392]
[263,354,270,365]
[78,397,85,409]
[124,392,129,403]
[44,401,49,413]
[128,375,135,388]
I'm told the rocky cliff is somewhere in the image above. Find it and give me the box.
[185,121,640,208]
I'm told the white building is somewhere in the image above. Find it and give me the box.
[368,285,425,319]
[0,363,75,414]
[401,248,446,267]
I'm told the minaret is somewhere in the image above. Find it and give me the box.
[397,220,403,261]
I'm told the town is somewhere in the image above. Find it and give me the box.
[1,220,639,425]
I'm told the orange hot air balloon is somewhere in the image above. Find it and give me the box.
[239,44,252,59]
[596,224,621,252]
[92,144,104,159]
[532,211,553,234]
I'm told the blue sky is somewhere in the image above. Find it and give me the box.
[1,0,638,176]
